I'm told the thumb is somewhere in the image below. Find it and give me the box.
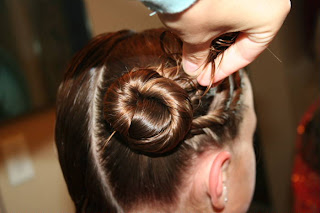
[182,41,212,76]
[209,32,270,83]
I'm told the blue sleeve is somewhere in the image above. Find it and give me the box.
[141,0,197,14]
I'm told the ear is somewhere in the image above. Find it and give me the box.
[208,151,231,210]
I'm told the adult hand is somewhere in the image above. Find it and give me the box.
[158,0,291,85]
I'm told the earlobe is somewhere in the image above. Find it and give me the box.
[208,151,231,210]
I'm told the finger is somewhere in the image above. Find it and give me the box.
[212,32,270,83]
[197,63,213,86]
[182,41,212,76]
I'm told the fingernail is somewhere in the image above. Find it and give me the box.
[183,60,200,75]
[197,67,211,86]
[213,69,224,83]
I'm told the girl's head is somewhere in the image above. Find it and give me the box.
[55,29,256,212]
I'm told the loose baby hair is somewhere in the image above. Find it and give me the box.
[55,29,243,212]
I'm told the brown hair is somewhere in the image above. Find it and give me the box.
[55,29,243,212]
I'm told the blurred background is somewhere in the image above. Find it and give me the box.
[0,0,319,212]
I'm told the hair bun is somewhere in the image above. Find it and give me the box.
[103,69,193,154]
